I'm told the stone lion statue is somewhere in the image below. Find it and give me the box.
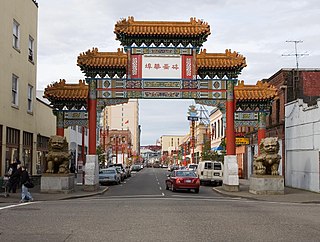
[46,135,71,174]
[253,137,281,176]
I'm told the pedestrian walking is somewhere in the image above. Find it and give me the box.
[20,166,33,203]
[8,160,21,193]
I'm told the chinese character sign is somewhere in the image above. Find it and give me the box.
[142,56,182,79]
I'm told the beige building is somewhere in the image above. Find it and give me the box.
[0,0,56,176]
[160,135,184,155]
[209,107,225,149]
[103,99,139,153]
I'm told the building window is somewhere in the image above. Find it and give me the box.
[12,74,19,106]
[13,20,20,49]
[221,118,224,137]
[27,84,33,112]
[276,99,280,124]
[28,36,34,62]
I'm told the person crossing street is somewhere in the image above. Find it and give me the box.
[20,166,33,203]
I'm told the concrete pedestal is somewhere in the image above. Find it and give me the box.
[41,173,75,194]
[83,155,99,191]
[223,155,239,192]
[249,175,284,195]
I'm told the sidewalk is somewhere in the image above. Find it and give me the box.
[2,180,320,204]
[213,179,320,204]
[0,184,109,203]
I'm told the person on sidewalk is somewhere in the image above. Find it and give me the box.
[20,166,33,203]
[8,160,22,193]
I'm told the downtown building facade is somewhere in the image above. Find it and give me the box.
[0,0,88,177]
[0,0,55,176]
[100,99,139,164]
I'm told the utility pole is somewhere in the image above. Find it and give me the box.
[282,40,308,99]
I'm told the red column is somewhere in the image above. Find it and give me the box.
[56,128,64,137]
[258,112,266,154]
[56,111,64,137]
[115,137,118,164]
[226,81,235,155]
[88,81,97,155]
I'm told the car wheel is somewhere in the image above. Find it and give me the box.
[194,188,199,193]
[117,179,121,184]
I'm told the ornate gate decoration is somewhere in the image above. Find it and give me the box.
[76,17,246,156]
[44,17,278,158]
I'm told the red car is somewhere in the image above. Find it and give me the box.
[165,170,200,193]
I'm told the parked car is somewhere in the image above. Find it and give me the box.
[153,163,160,168]
[169,164,179,172]
[131,164,142,173]
[165,169,200,193]
[99,167,121,185]
[124,166,131,178]
[114,167,126,181]
[196,160,223,186]
[162,164,168,169]
[109,163,130,179]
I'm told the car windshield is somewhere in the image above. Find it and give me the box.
[175,171,197,177]
[100,170,115,174]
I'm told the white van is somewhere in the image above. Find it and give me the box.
[196,161,223,186]
[187,163,198,171]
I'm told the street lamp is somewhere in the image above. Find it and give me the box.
[187,105,198,164]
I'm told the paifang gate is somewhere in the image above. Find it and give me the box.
[76,17,247,157]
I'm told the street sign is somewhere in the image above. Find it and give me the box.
[236,137,250,145]
[188,116,198,121]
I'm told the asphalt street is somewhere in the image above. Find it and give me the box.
[1,168,320,242]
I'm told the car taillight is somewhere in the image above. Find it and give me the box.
[194,178,200,184]
[176,178,182,183]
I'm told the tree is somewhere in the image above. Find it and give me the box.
[96,145,106,167]
[201,138,225,163]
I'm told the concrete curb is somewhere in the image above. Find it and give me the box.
[212,187,260,201]
[61,187,109,200]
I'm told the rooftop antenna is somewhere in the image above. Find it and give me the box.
[282,40,308,70]
[282,40,308,99]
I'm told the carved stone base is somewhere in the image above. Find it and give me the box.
[83,155,99,192]
[222,184,239,192]
[222,155,239,192]
[249,175,284,195]
[41,173,75,194]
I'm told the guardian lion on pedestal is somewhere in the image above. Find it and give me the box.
[46,135,70,174]
[253,137,281,176]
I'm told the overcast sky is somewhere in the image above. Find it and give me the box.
[36,0,320,145]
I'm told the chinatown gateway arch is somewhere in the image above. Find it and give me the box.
[44,17,277,191]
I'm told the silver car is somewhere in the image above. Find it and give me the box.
[99,167,121,185]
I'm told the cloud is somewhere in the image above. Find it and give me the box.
[36,0,320,144]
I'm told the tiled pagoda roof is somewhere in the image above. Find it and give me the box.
[44,80,277,103]
[77,48,246,71]
[44,79,88,102]
[114,16,210,39]
[77,48,127,69]
[235,80,278,101]
[197,49,246,70]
